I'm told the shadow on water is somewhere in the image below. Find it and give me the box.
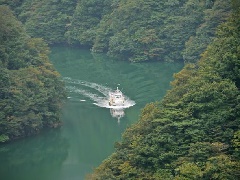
[0,129,69,180]
[0,46,183,180]
[63,77,135,123]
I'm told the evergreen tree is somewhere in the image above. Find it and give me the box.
[0,6,66,142]
[87,4,240,179]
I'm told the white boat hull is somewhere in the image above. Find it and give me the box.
[109,87,125,106]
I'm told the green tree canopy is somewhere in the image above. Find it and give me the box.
[87,4,240,179]
[0,0,232,62]
[0,6,66,143]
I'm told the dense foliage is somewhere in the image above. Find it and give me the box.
[87,6,240,180]
[0,0,232,62]
[91,0,231,62]
[0,0,239,178]
[0,0,78,44]
[0,6,66,143]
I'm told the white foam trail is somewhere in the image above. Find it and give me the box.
[93,98,136,109]
[66,86,104,102]
[63,77,111,96]
[64,77,136,110]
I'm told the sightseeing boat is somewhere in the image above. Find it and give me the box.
[109,87,125,106]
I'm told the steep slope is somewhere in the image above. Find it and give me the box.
[0,0,232,62]
[0,6,66,142]
[87,5,240,180]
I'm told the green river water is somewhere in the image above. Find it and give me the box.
[0,47,183,180]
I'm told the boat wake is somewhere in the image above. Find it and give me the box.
[64,77,135,121]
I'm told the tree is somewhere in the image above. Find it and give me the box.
[0,6,66,142]
[88,4,240,178]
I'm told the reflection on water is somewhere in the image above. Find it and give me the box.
[0,47,183,180]
[110,108,125,123]
[0,129,68,180]
[63,77,135,123]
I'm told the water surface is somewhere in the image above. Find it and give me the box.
[0,47,183,180]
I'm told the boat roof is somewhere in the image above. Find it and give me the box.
[110,87,123,96]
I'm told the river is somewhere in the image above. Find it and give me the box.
[0,47,183,180]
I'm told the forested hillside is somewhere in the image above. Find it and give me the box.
[87,5,240,180]
[0,0,239,178]
[0,6,65,143]
[0,0,231,62]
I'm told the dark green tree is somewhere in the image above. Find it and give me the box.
[88,3,240,179]
[0,6,66,142]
